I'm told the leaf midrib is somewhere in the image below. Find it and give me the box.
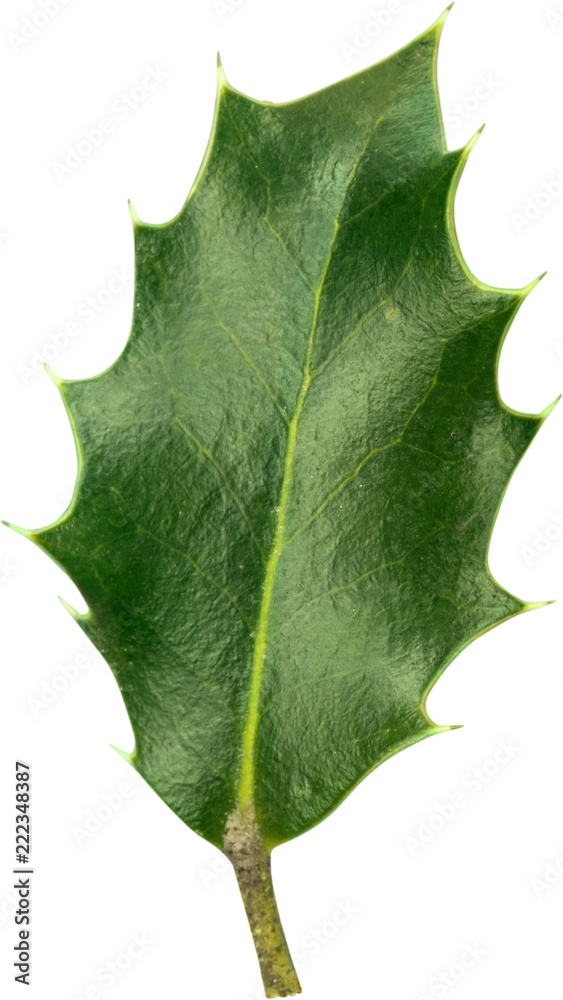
[236,116,384,814]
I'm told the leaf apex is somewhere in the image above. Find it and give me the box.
[412,3,453,55]
[435,3,455,33]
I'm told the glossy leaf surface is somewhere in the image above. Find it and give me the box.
[21,12,544,860]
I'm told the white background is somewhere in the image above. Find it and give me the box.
[1,0,563,997]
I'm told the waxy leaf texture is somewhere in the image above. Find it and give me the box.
[12,7,549,996]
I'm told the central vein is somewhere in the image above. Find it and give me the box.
[236,114,381,811]
[237,259,330,812]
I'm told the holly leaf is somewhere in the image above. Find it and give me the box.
[10,7,549,997]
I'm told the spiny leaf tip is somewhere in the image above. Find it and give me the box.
[434,3,455,34]
[58,595,87,622]
[111,743,137,766]
[1,518,32,540]
[539,394,561,423]
[44,362,64,390]
[128,199,141,227]
[217,52,228,89]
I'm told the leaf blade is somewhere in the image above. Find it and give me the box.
[18,9,546,860]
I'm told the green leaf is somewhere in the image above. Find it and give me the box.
[10,7,549,996]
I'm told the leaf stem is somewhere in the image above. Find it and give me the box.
[225,810,301,997]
